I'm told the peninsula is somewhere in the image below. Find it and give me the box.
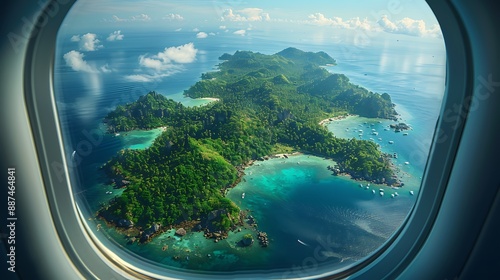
[99,47,399,242]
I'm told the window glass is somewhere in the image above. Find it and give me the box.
[54,0,446,277]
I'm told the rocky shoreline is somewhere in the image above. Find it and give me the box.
[327,154,404,187]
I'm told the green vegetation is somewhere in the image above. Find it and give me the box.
[100,47,397,236]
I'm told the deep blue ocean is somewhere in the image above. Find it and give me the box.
[54,30,446,276]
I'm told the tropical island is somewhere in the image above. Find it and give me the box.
[98,47,399,243]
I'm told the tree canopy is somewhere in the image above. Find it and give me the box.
[100,47,398,234]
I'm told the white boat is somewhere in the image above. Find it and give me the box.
[388,141,394,144]
[395,192,399,196]
[372,128,376,131]
[410,191,414,195]
[359,184,363,188]
[391,194,395,198]
[405,161,410,165]
[298,239,308,246]
[372,190,376,194]
[71,150,76,160]
[372,132,379,135]
[403,133,409,136]
[366,185,369,189]
[115,133,120,136]
[380,191,384,196]
[241,192,245,199]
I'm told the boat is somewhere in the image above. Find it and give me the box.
[380,191,384,196]
[393,153,398,159]
[372,128,376,131]
[410,191,414,195]
[298,239,308,246]
[403,133,409,136]
[366,185,370,189]
[115,133,120,136]
[391,194,395,198]
[359,184,363,188]
[241,192,245,199]
[405,161,410,165]
[372,132,379,135]
[395,192,399,196]
[378,137,383,141]
[372,190,376,194]
[388,141,394,144]
[71,150,76,160]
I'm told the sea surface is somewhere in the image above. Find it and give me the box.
[54,30,446,277]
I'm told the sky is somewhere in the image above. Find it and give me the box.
[59,0,446,82]
[62,0,442,37]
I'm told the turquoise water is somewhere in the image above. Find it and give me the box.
[117,127,164,150]
[88,150,416,273]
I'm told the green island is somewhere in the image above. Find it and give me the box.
[98,47,399,243]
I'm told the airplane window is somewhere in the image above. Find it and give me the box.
[53,0,446,278]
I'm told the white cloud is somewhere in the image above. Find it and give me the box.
[209,32,216,36]
[221,8,270,22]
[71,33,102,52]
[233,29,246,36]
[307,13,373,31]
[305,13,441,37]
[378,16,442,37]
[125,74,158,83]
[219,25,227,30]
[132,14,151,21]
[63,51,98,73]
[128,43,198,82]
[111,14,151,22]
[139,56,165,71]
[196,32,208,39]
[107,30,124,41]
[193,28,200,32]
[158,43,198,63]
[175,28,182,32]
[164,13,183,21]
[100,64,112,73]
[112,15,126,22]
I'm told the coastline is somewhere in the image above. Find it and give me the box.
[99,113,403,247]
[318,114,356,126]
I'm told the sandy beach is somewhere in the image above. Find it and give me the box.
[318,114,356,126]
